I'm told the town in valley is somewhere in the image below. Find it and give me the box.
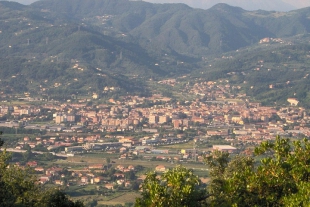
[0,78,307,206]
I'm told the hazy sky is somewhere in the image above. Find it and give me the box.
[9,0,310,11]
[144,0,310,11]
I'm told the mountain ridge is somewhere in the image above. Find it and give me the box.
[1,0,310,104]
[15,0,307,11]
[28,0,310,56]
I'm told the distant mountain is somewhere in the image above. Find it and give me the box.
[28,0,310,56]
[11,0,310,11]
[14,0,37,5]
[203,0,295,11]
[145,0,296,11]
[1,0,310,100]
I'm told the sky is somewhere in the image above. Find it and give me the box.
[8,0,310,11]
[143,0,310,11]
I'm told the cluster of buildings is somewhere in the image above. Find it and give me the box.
[3,81,310,194]
[1,80,310,149]
[23,161,139,190]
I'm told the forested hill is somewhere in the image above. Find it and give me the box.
[30,0,310,56]
[1,0,310,101]
[3,0,310,59]
[191,35,310,107]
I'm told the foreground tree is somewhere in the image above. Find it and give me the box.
[135,165,206,207]
[205,136,310,206]
[136,136,310,207]
[0,138,84,207]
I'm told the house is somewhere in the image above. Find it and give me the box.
[94,176,104,183]
[259,37,270,43]
[26,161,38,167]
[55,180,64,185]
[213,145,237,153]
[119,147,127,153]
[117,179,125,185]
[114,173,124,178]
[39,176,50,184]
[115,165,125,171]
[125,181,131,187]
[127,165,135,171]
[46,167,63,176]
[155,165,166,172]
[88,164,103,170]
[81,176,88,183]
[287,98,299,106]
[34,167,44,172]
[105,183,114,190]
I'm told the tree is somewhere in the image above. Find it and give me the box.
[1,165,40,206]
[0,138,84,207]
[131,181,140,191]
[0,135,3,147]
[84,199,97,207]
[125,170,136,181]
[135,136,310,207]
[0,136,41,206]
[135,166,206,207]
[37,189,84,207]
[205,136,310,206]
[205,151,255,207]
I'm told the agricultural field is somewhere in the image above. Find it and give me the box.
[97,192,140,206]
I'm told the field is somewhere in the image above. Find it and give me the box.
[56,155,208,171]
[159,140,196,149]
[97,192,140,206]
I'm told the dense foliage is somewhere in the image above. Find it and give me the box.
[135,166,206,207]
[137,136,310,206]
[0,137,84,207]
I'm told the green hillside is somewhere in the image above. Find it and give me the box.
[30,0,310,56]
[1,0,310,103]
[191,35,310,107]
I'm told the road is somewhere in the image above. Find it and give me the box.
[2,148,69,157]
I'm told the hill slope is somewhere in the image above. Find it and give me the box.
[191,34,310,107]
[145,0,296,11]
[28,0,310,57]
[1,0,310,102]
